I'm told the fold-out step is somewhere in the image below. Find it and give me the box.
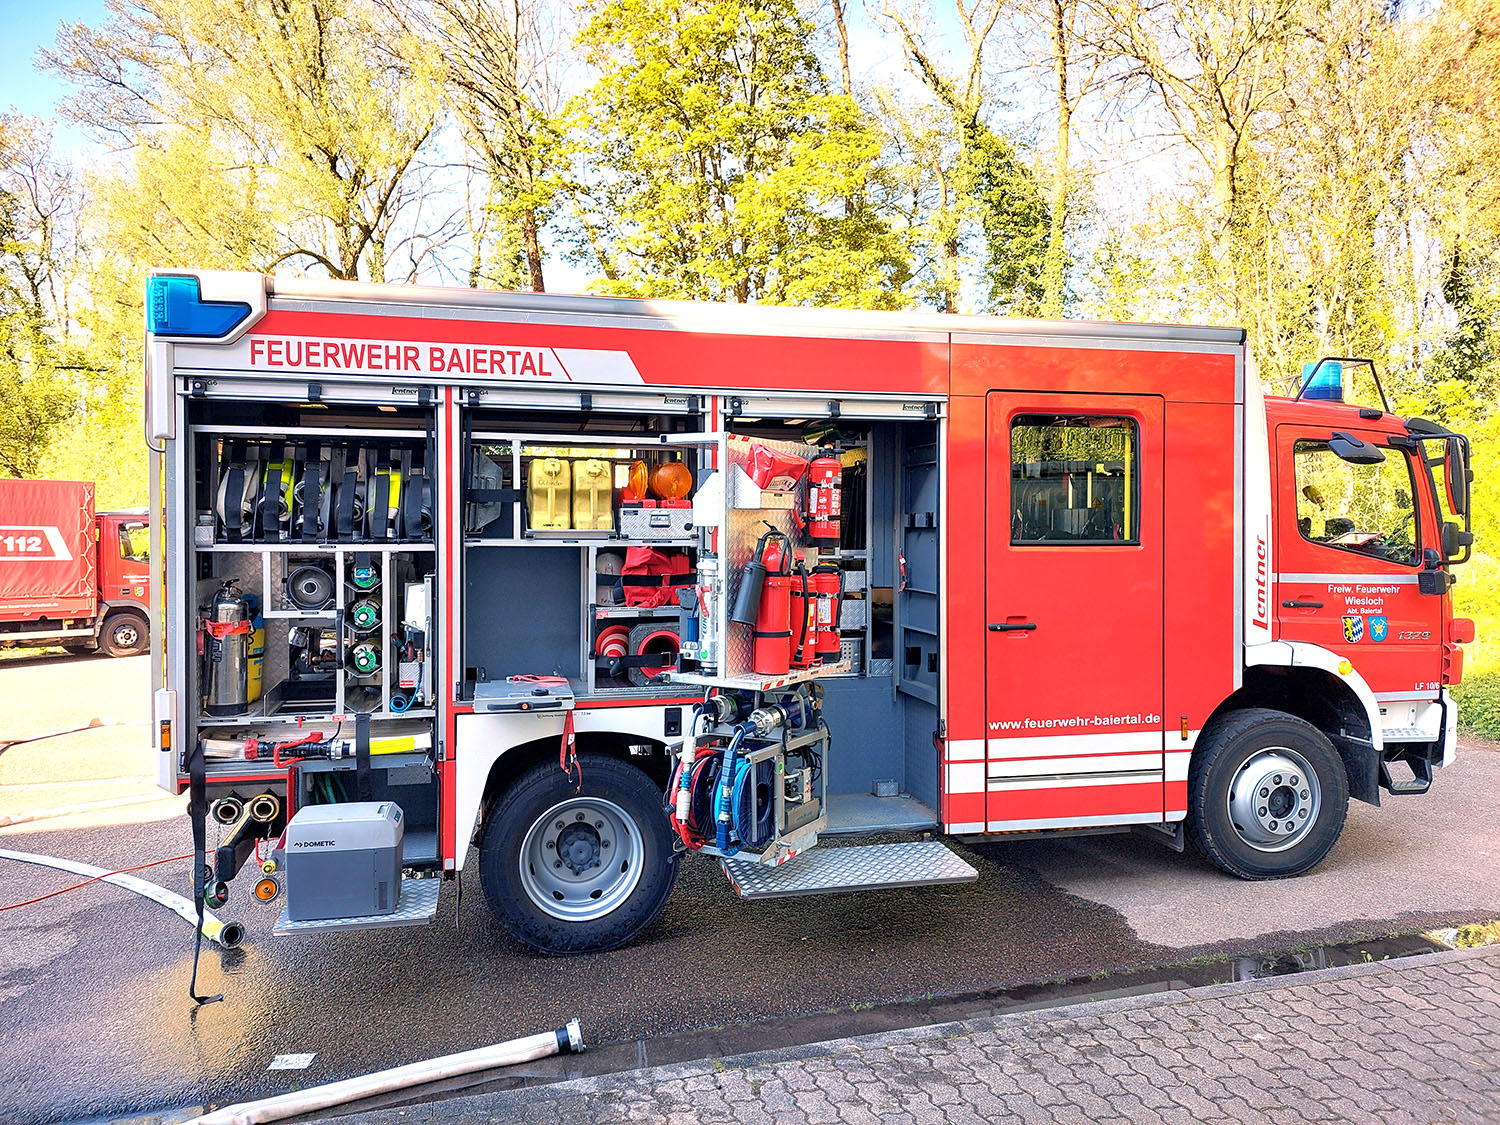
[721,841,977,900]
[273,874,441,935]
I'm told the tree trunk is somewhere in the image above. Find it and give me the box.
[520,207,546,292]
[1041,0,1071,318]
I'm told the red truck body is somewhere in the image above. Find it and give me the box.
[0,477,151,654]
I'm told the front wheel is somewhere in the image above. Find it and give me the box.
[479,753,678,954]
[101,611,149,657]
[1186,708,1349,879]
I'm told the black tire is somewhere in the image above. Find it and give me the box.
[101,611,149,658]
[1186,708,1349,879]
[480,752,679,955]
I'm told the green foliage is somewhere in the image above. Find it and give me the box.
[572,0,906,306]
[1452,551,1500,737]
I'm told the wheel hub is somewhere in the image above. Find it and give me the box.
[518,795,643,921]
[1227,748,1321,852]
[555,822,603,875]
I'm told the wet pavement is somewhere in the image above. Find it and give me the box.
[6,747,1500,1125]
[3,656,1498,1123]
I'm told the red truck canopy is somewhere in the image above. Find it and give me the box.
[0,478,97,623]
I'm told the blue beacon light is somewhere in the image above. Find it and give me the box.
[146,275,252,338]
[1301,360,1344,402]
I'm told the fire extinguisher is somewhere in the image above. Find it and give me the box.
[806,449,842,548]
[731,527,794,676]
[810,562,843,664]
[790,555,816,670]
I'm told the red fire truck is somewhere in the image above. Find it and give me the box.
[147,270,1475,955]
[0,477,151,656]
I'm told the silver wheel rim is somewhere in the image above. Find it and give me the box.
[518,796,643,921]
[1226,746,1321,853]
[113,622,140,648]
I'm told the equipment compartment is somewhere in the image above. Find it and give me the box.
[460,405,716,701]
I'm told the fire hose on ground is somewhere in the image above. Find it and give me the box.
[0,848,243,949]
[188,1019,584,1125]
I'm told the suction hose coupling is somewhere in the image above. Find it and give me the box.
[246,792,281,824]
[210,796,244,826]
[556,1018,584,1054]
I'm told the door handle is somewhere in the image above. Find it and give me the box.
[988,622,1038,632]
[1281,599,1324,609]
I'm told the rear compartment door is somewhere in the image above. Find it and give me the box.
[984,392,1165,830]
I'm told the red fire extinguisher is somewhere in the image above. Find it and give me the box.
[732,527,796,677]
[806,449,842,548]
[810,562,843,664]
[790,555,817,670]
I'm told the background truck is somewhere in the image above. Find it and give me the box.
[146,271,1476,959]
[0,477,152,657]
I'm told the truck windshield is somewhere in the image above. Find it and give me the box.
[1294,440,1418,566]
[118,520,150,563]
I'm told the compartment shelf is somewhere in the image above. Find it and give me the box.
[663,661,851,692]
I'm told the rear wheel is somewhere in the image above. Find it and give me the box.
[480,753,678,954]
[101,611,149,658]
[1186,708,1349,879]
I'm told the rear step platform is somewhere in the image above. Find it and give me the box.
[273,874,441,935]
[722,841,977,900]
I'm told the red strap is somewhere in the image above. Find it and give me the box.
[559,710,580,793]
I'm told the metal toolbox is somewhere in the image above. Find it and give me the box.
[618,506,694,540]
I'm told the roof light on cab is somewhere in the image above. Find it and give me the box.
[1300,359,1344,402]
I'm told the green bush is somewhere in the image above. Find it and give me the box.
[1452,552,1500,738]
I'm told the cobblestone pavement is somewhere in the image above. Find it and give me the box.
[347,946,1500,1124]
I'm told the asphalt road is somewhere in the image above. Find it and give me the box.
[3,654,1499,1124]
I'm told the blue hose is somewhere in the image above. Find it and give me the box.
[716,729,744,853]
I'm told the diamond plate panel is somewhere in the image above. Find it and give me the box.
[273,874,441,935]
[721,841,977,900]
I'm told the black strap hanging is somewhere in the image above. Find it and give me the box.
[220,440,247,542]
[186,738,222,1006]
[371,448,392,541]
[336,445,359,541]
[256,444,286,542]
[300,442,323,541]
[396,447,413,539]
[355,711,373,802]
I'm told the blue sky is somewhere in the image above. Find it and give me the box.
[1,0,105,136]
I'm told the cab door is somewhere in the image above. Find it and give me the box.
[1274,427,1443,698]
[984,393,1166,829]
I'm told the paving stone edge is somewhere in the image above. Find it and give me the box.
[324,942,1500,1121]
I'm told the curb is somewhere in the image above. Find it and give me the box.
[337,943,1500,1122]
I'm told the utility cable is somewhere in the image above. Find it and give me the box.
[0,853,192,911]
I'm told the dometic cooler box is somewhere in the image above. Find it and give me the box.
[284,802,404,921]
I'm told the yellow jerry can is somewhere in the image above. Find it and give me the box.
[528,458,572,529]
[572,459,614,531]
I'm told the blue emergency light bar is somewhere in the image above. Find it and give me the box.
[1300,359,1344,402]
[146,275,253,339]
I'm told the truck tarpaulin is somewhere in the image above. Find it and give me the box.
[0,479,97,622]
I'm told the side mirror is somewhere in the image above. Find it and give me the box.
[1328,432,1386,465]
[1442,520,1473,559]
[1445,438,1470,517]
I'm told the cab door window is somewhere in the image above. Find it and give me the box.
[1293,440,1418,566]
[118,520,150,563]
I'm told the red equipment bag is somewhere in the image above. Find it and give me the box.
[619,546,692,608]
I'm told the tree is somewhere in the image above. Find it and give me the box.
[46,0,442,282]
[1089,0,1303,315]
[384,0,566,292]
[0,118,86,479]
[877,0,1051,313]
[571,0,906,307]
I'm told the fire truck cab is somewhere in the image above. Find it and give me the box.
[148,271,1474,954]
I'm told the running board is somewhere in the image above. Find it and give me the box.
[273,874,441,935]
[721,841,977,900]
